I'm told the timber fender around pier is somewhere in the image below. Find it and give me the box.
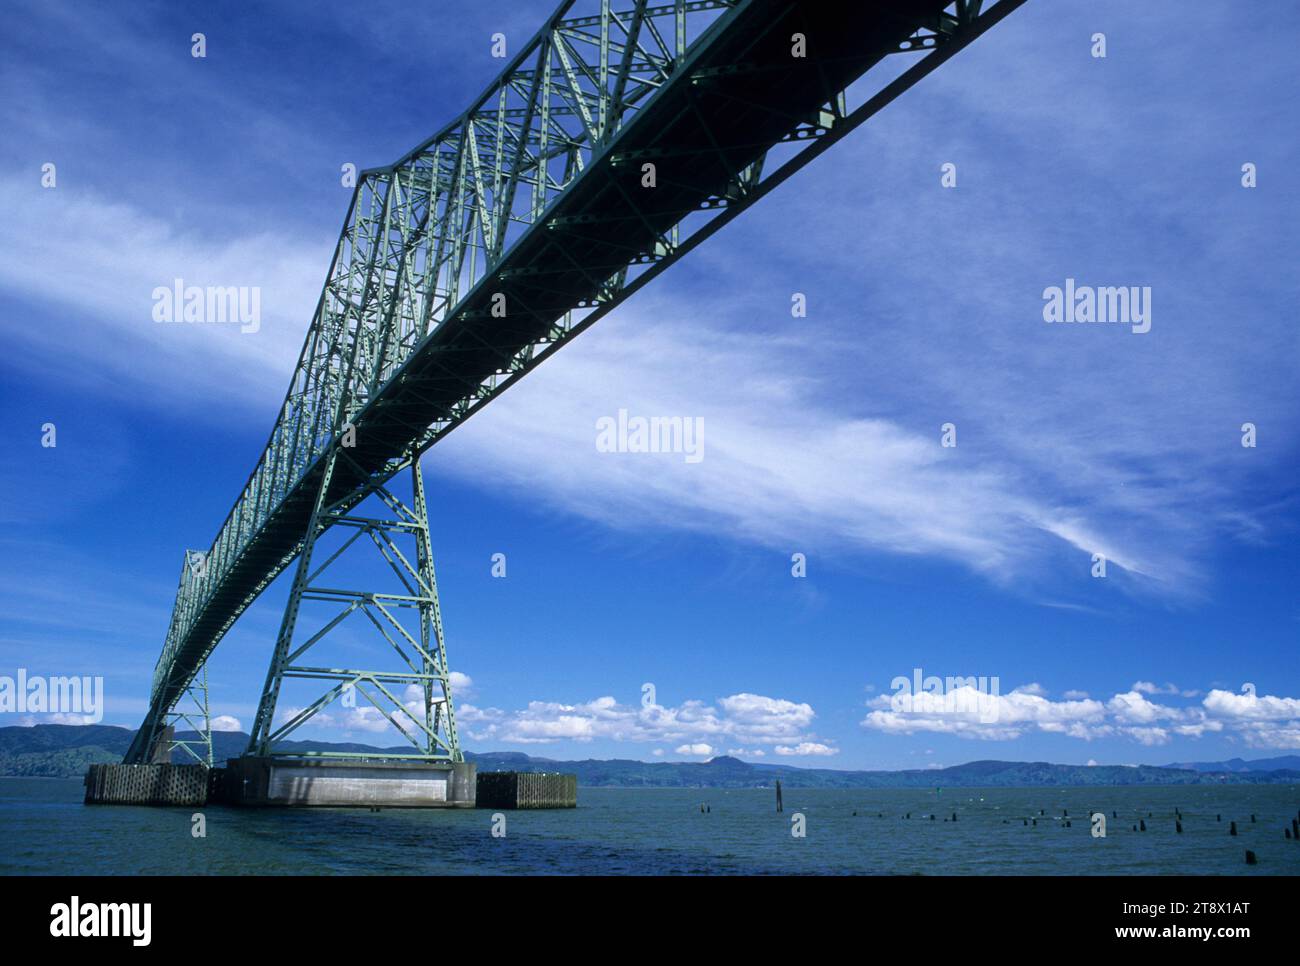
[84,763,209,805]
[476,771,577,809]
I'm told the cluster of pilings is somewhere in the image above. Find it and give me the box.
[476,772,577,809]
[84,763,209,806]
[812,792,1300,866]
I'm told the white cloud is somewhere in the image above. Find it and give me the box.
[1201,688,1300,749]
[0,175,322,413]
[1131,681,1199,698]
[675,743,714,756]
[861,681,1300,750]
[37,712,98,725]
[864,687,1108,741]
[1202,688,1300,721]
[428,314,1205,596]
[391,689,828,753]
[774,742,837,757]
[1108,690,1181,725]
[211,715,242,732]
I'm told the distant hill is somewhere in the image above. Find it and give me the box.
[1163,755,1300,773]
[4,725,1300,787]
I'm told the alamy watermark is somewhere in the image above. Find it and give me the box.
[1042,278,1151,334]
[889,667,1001,723]
[0,669,104,723]
[50,897,150,946]
[595,408,704,463]
[152,278,261,333]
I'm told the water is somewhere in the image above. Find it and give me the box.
[3,778,1298,875]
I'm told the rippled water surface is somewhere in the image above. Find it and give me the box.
[3,778,1298,875]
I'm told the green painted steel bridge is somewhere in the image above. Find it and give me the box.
[125,0,1027,766]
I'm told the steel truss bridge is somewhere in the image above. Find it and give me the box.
[125,0,1026,765]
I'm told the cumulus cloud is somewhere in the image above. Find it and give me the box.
[675,743,714,756]
[35,712,99,725]
[459,690,826,752]
[862,680,1300,749]
[211,715,242,732]
[448,671,474,698]
[863,687,1106,741]
[774,742,837,757]
[1201,688,1300,749]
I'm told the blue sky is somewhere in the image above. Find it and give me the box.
[1,0,1296,770]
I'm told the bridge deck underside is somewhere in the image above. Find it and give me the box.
[146,0,957,729]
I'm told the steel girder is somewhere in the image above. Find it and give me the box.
[126,0,1026,763]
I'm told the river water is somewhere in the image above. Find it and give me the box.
[3,778,1298,875]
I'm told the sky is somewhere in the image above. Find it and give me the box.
[0,0,1296,771]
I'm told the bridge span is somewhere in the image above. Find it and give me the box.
[125,0,1027,766]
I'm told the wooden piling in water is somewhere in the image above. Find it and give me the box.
[1245,850,1257,865]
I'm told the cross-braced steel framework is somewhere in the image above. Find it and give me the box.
[247,455,460,761]
[126,0,1026,764]
[165,663,213,767]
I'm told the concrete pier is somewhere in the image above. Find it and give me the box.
[221,757,476,808]
[476,771,577,809]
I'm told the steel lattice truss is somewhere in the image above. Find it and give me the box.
[127,0,1026,763]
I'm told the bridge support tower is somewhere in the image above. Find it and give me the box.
[246,450,463,769]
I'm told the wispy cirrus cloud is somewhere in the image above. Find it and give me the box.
[0,176,322,411]
[3,0,1295,612]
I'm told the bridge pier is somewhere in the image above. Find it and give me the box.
[220,757,476,808]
